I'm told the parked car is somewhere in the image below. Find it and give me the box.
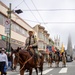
[66,55,72,62]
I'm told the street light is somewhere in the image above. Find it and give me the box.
[6,3,23,53]
[15,9,23,14]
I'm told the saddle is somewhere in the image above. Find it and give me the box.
[27,47,38,64]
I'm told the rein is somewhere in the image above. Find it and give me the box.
[15,52,33,71]
[20,56,33,71]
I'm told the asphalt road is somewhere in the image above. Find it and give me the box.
[7,60,75,75]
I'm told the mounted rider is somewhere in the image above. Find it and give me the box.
[25,30,39,67]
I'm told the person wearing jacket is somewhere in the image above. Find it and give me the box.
[0,48,8,75]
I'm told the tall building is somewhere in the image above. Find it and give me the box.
[54,36,60,50]
[67,34,73,57]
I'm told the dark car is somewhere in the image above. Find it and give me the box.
[66,55,72,62]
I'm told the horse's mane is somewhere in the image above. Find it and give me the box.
[19,50,31,58]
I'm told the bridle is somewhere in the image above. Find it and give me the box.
[14,51,33,71]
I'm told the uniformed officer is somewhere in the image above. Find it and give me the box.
[25,31,39,66]
[25,31,38,54]
[0,48,8,75]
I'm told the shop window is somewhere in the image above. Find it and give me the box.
[0,14,3,25]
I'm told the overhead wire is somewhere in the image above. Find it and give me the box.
[12,17,75,24]
[30,0,51,33]
[23,0,40,23]
[22,9,75,11]
[13,0,24,10]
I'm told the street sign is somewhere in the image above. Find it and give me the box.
[5,19,10,34]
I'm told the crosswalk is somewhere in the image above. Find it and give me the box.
[7,67,68,75]
[59,68,67,73]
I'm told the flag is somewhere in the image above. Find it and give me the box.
[52,46,56,52]
[61,43,64,53]
[49,46,52,52]
[46,46,49,54]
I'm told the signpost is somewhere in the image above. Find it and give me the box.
[5,19,10,34]
[6,3,11,54]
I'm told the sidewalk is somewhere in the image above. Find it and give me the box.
[7,66,20,74]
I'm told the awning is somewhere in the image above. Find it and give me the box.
[0,40,6,48]
[0,40,24,49]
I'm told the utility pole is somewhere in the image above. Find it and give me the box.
[6,3,23,53]
[7,3,11,53]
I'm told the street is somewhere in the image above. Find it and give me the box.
[7,60,75,75]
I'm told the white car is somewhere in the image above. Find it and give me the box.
[66,55,72,62]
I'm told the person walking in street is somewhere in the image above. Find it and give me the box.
[0,48,8,75]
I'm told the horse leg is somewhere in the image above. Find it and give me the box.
[20,69,25,75]
[29,67,32,75]
[57,61,59,67]
[50,61,52,67]
[39,65,43,75]
[55,61,58,68]
[63,60,66,67]
[35,68,38,75]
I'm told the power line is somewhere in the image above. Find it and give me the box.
[30,0,44,22]
[13,0,24,10]
[22,19,75,24]
[12,17,75,24]
[46,22,75,24]
[23,0,40,23]
[30,0,51,33]
[22,9,75,11]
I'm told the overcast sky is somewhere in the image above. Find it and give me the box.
[1,0,75,49]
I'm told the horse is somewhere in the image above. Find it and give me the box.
[54,51,60,67]
[61,52,66,67]
[12,47,44,75]
[47,51,60,68]
[47,52,53,67]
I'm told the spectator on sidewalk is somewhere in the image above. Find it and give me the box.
[7,53,12,70]
[0,48,8,75]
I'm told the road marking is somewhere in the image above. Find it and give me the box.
[38,69,53,75]
[59,68,67,73]
[17,69,35,75]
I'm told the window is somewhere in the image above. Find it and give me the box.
[0,14,3,25]
[38,32,44,40]
[21,29,25,35]
[38,42,42,49]
[38,42,44,49]
[11,22,16,31]
[16,25,20,32]
[0,14,28,37]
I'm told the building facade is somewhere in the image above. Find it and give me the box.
[49,38,54,46]
[33,25,50,53]
[0,1,36,49]
[54,36,61,50]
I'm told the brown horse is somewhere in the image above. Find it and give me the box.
[47,52,53,67]
[61,52,66,67]
[54,51,60,67]
[48,51,60,68]
[12,47,44,75]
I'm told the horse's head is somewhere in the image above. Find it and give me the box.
[12,47,21,70]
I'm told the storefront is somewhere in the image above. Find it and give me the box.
[0,35,24,49]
